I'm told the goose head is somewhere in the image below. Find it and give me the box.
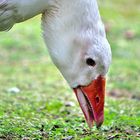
[42,0,112,128]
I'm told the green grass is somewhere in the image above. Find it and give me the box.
[0,0,140,139]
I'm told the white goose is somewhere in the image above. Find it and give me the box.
[0,0,112,128]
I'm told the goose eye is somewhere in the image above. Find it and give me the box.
[86,58,96,67]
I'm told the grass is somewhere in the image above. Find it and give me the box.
[0,0,140,139]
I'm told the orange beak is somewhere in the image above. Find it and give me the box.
[73,76,106,128]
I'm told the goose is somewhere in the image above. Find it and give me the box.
[0,0,112,128]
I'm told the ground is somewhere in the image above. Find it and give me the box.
[0,0,140,139]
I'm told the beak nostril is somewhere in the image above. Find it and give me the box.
[95,96,100,104]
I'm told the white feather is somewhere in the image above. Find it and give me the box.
[0,0,51,31]
[42,0,112,87]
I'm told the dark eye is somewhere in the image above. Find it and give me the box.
[86,58,96,67]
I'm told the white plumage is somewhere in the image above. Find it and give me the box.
[42,0,111,87]
[0,0,112,128]
[0,0,50,31]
